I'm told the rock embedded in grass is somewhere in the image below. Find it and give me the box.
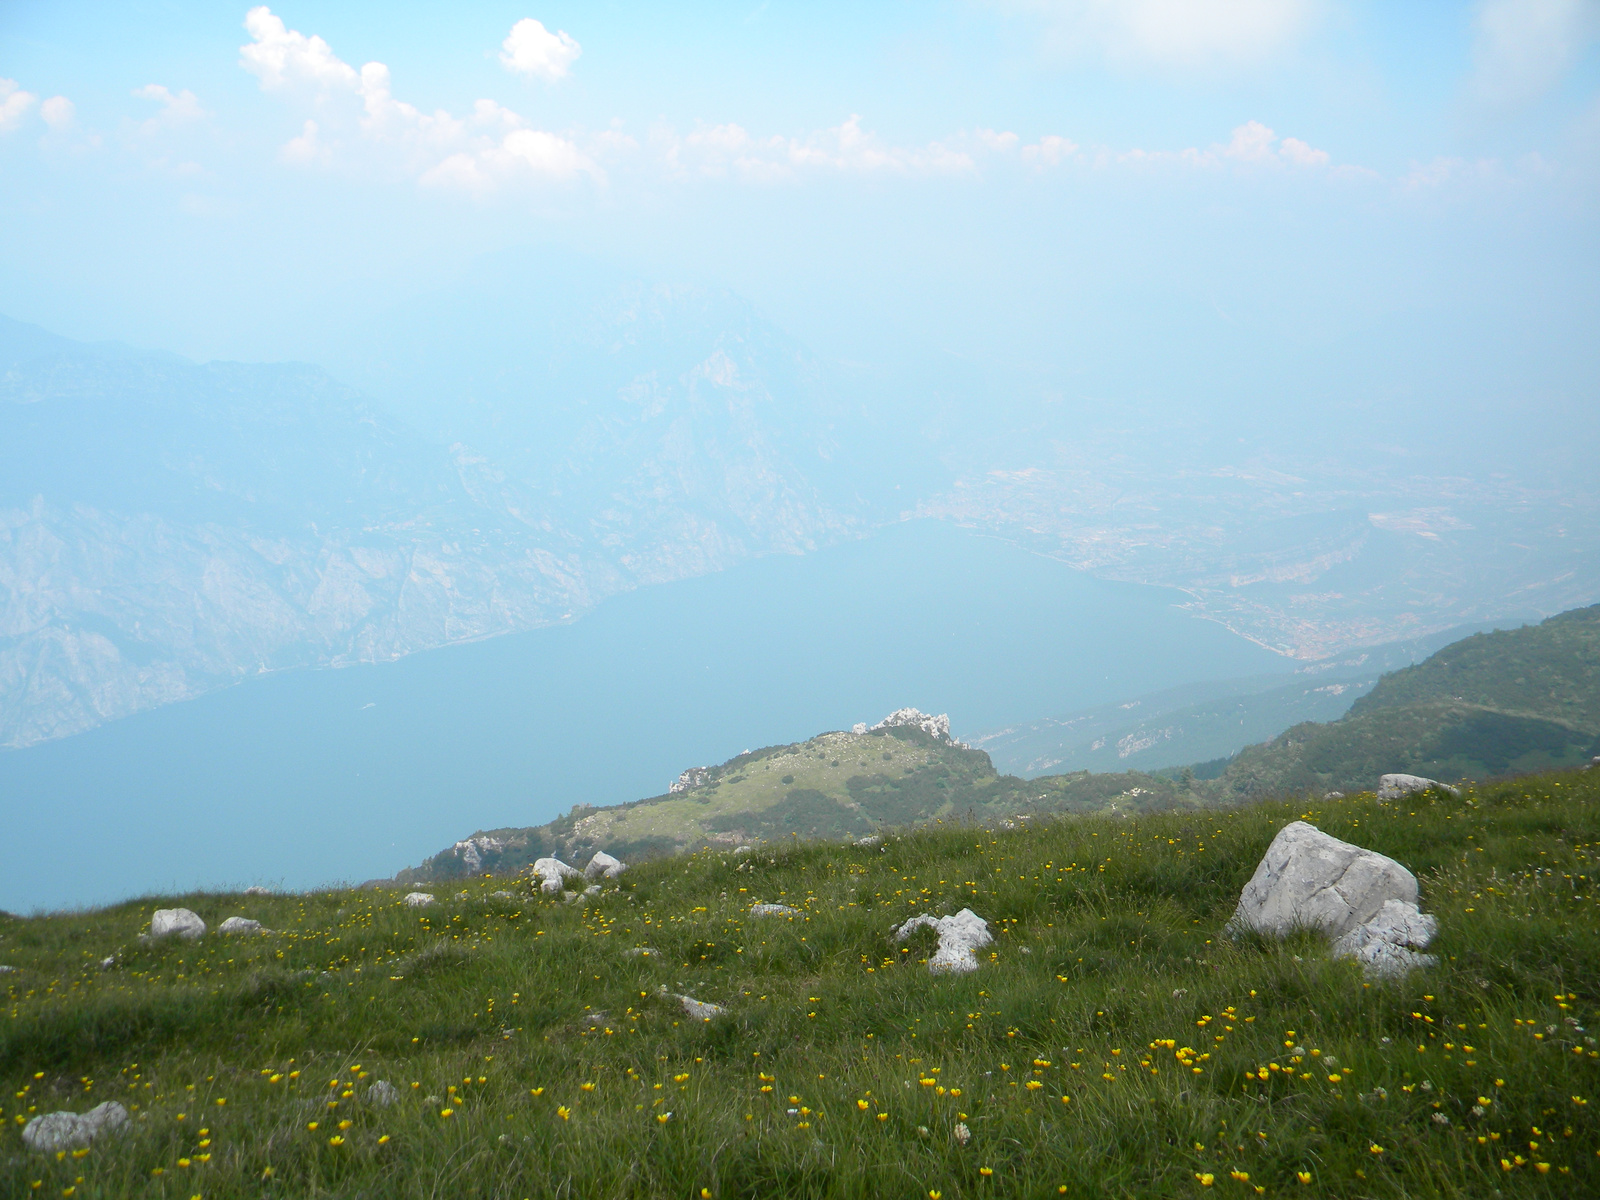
[22,1101,128,1153]
[149,907,206,939]
[1331,898,1439,978]
[219,916,267,935]
[243,885,271,895]
[402,892,435,907]
[532,857,584,895]
[368,1080,400,1106]
[750,902,800,917]
[585,850,626,879]
[893,908,994,974]
[1377,773,1460,801]
[1231,821,1419,941]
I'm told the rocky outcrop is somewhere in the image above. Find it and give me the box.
[893,909,993,974]
[1232,821,1436,978]
[1377,773,1460,801]
[454,836,506,874]
[670,766,714,794]
[854,708,960,745]
[22,1101,128,1152]
[149,908,206,939]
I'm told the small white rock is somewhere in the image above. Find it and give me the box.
[750,902,800,917]
[0,964,16,974]
[490,890,515,900]
[855,835,883,847]
[1377,773,1460,801]
[243,886,272,896]
[22,1101,128,1152]
[218,917,266,935]
[532,857,584,895]
[625,947,661,958]
[678,994,726,1020]
[368,1080,400,1106]
[893,909,994,975]
[585,851,626,879]
[149,908,206,939]
[402,892,435,908]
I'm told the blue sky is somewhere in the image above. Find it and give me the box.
[2,1,1597,417]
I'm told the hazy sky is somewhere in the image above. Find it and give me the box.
[3,1,1597,419]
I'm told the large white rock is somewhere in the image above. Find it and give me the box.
[893,909,993,974]
[149,908,206,939]
[1331,899,1439,979]
[402,892,435,908]
[585,851,625,880]
[1231,821,1417,941]
[22,1101,128,1152]
[532,857,585,895]
[218,917,266,935]
[1377,773,1460,801]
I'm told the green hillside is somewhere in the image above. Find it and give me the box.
[1350,604,1600,730]
[399,724,1202,885]
[1210,604,1600,801]
[4,767,1598,1198]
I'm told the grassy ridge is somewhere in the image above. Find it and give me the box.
[4,768,1600,1198]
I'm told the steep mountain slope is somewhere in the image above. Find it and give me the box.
[1208,603,1600,799]
[0,308,852,748]
[397,714,1201,885]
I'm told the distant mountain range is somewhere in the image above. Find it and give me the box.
[396,603,1600,884]
[0,296,856,749]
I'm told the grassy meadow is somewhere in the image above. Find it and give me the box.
[3,768,1600,1198]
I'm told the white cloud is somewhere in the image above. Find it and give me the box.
[499,18,582,81]
[1021,133,1078,166]
[239,6,359,90]
[0,78,38,133]
[240,7,595,188]
[668,114,975,180]
[978,128,1021,152]
[40,96,75,130]
[1470,0,1600,107]
[281,118,327,164]
[132,84,205,137]
[1120,121,1335,170]
[1014,0,1322,68]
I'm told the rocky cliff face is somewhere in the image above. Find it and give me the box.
[0,308,854,748]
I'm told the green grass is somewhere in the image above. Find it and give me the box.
[4,768,1600,1198]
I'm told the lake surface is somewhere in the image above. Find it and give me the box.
[0,520,1290,912]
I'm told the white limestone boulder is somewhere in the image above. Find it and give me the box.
[1331,899,1439,979]
[218,917,266,935]
[893,908,993,975]
[402,892,435,908]
[22,1101,128,1153]
[149,908,206,940]
[585,851,626,880]
[1231,821,1417,941]
[367,1079,400,1106]
[532,857,584,895]
[750,902,800,917]
[1378,773,1460,801]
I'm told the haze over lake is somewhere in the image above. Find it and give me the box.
[0,521,1288,912]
